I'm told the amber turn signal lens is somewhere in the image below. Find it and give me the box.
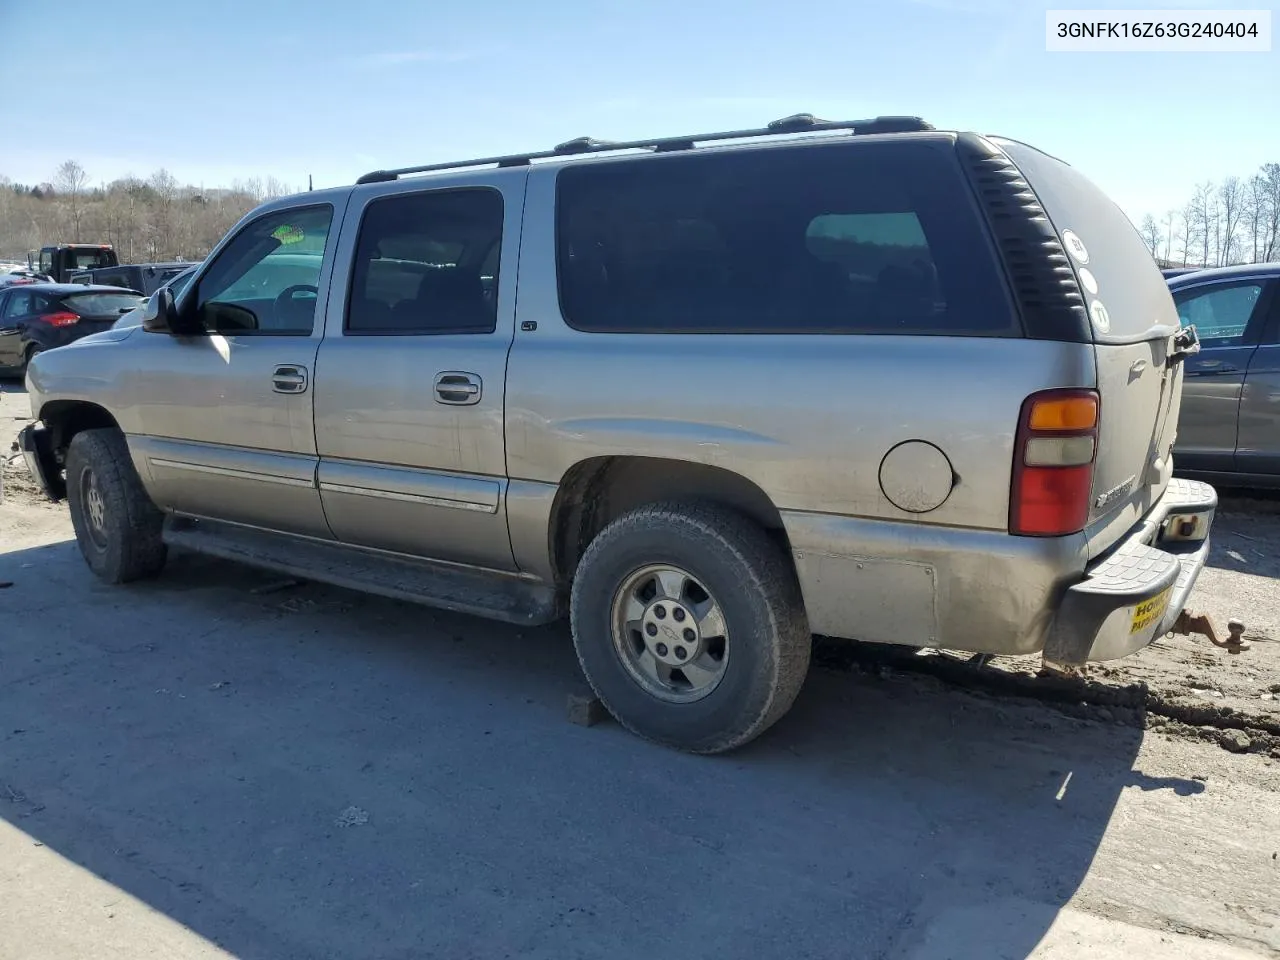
[1028,396,1098,431]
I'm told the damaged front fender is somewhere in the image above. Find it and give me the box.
[16,422,64,501]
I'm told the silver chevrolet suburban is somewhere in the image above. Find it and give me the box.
[20,114,1213,753]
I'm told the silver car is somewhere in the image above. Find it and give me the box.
[19,114,1215,753]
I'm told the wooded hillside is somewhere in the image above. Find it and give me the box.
[0,160,302,264]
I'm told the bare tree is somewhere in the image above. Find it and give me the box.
[1199,184,1222,265]
[1218,177,1244,265]
[264,176,291,200]
[1178,203,1199,266]
[147,169,180,259]
[1140,214,1162,256]
[1258,163,1280,261]
[1162,209,1177,263]
[1244,176,1267,263]
[54,159,89,241]
[232,177,265,204]
[1185,186,1205,266]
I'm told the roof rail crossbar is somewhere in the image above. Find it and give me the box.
[354,114,934,184]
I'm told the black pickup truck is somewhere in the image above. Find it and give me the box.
[67,261,196,297]
[31,243,118,282]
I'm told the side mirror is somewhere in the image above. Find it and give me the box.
[141,287,176,333]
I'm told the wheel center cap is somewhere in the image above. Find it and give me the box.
[641,601,701,665]
[87,487,105,529]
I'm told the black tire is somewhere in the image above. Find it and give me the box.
[570,502,811,754]
[65,428,167,584]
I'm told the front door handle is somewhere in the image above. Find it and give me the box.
[434,371,482,405]
[272,364,309,394]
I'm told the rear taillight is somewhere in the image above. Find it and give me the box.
[1010,389,1100,537]
[42,311,80,327]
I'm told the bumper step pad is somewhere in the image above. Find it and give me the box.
[1044,479,1216,665]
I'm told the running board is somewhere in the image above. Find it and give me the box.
[162,518,562,626]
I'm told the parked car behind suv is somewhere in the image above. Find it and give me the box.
[20,114,1213,753]
[1170,262,1280,489]
[0,284,143,377]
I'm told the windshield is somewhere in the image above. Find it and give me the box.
[167,269,196,298]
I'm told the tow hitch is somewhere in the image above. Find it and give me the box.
[1169,611,1249,655]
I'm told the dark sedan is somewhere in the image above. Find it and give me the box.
[1171,262,1280,489]
[0,284,143,378]
[0,268,53,287]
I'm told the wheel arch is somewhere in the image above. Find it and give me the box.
[548,455,792,585]
[36,400,123,498]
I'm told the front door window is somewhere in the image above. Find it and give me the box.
[191,205,334,336]
[1174,281,1265,346]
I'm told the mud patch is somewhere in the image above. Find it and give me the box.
[813,637,1280,756]
[0,457,56,509]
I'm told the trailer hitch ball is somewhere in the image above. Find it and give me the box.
[1170,611,1250,655]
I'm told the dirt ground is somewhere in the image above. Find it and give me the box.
[3,379,1279,959]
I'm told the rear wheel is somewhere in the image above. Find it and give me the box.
[66,428,167,584]
[570,502,811,754]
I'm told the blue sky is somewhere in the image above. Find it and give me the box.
[0,0,1275,223]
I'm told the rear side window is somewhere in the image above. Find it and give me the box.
[556,140,1014,335]
[3,292,52,317]
[63,293,144,316]
[996,139,1177,342]
[2,290,35,317]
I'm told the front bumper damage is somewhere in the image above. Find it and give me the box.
[16,422,64,500]
[1044,477,1231,666]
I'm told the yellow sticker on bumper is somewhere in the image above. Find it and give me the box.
[1130,586,1172,635]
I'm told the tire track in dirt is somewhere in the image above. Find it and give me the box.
[813,637,1280,757]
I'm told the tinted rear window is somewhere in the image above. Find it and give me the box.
[556,139,1014,335]
[996,139,1177,342]
[63,292,144,316]
[68,248,117,270]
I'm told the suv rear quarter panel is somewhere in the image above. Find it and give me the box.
[505,154,1098,654]
[508,153,1098,529]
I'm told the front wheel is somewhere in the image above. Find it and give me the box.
[65,428,167,583]
[570,502,811,754]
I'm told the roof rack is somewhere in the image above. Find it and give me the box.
[355,113,934,185]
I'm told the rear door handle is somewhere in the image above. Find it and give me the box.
[272,364,309,394]
[434,372,482,405]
